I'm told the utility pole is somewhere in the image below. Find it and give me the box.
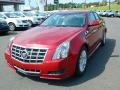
[28,0,31,9]
[72,0,73,9]
[35,0,39,10]
[84,0,86,9]
[45,0,48,11]
[109,0,111,10]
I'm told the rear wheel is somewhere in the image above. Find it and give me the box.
[111,14,114,17]
[9,23,16,31]
[101,31,106,46]
[75,47,88,76]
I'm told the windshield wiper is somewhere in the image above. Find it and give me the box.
[55,25,68,27]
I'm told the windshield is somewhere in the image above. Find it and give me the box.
[23,12,34,16]
[41,13,86,27]
[4,13,18,18]
[38,13,47,16]
[14,12,24,17]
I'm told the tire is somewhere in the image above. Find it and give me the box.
[101,31,106,46]
[111,14,114,17]
[28,20,33,27]
[75,47,88,76]
[9,23,16,31]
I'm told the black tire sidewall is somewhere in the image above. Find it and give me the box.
[101,31,106,46]
[75,47,88,76]
[9,23,15,31]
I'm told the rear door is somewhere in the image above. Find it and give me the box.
[93,12,104,42]
[86,12,99,49]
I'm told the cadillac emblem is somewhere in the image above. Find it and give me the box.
[21,50,28,59]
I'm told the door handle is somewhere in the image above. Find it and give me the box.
[85,31,89,35]
[93,29,97,33]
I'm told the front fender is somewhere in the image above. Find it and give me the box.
[66,31,87,75]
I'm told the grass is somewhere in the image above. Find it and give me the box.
[86,5,120,10]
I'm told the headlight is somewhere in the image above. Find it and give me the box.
[53,42,70,59]
[8,37,15,50]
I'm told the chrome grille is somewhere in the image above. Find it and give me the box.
[11,44,47,63]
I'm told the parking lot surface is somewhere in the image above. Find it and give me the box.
[0,18,120,90]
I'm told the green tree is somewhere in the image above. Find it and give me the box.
[115,0,120,4]
[102,0,107,5]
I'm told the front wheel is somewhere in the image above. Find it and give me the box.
[9,23,16,31]
[111,14,114,17]
[75,47,88,76]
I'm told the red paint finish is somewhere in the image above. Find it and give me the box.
[4,11,106,79]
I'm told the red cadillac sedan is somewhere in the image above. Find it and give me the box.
[5,11,107,80]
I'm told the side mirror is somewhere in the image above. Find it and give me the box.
[90,20,99,26]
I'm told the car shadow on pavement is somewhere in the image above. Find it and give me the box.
[18,38,116,87]
[0,31,18,36]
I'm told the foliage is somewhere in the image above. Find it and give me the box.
[86,5,120,10]
[40,1,120,11]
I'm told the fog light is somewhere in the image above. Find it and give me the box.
[48,69,65,75]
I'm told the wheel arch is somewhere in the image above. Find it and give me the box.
[105,28,107,33]
[8,22,16,26]
[68,36,89,75]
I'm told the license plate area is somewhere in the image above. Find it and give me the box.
[14,66,40,76]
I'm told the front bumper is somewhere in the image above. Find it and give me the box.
[101,14,106,16]
[5,50,74,80]
[16,23,29,28]
[106,14,113,17]
[32,21,40,25]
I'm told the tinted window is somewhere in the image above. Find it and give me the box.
[23,12,33,16]
[42,13,86,27]
[88,12,96,24]
[4,13,18,18]
[14,12,24,17]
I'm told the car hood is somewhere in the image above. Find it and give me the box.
[0,18,6,22]
[24,16,38,21]
[7,17,28,21]
[13,26,83,48]
[38,16,46,18]
[25,16,37,18]
[17,17,28,20]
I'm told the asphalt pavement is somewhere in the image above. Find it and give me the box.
[0,17,120,90]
